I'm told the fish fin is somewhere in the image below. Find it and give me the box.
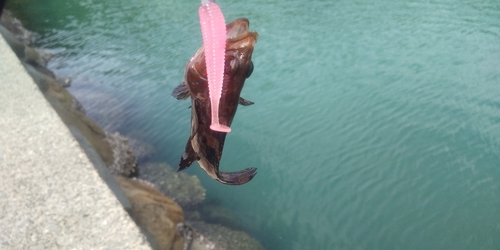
[216,167,257,185]
[239,97,254,106]
[171,82,191,100]
[178,141,199,172]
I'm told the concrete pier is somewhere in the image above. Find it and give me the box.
[0,34,151,249]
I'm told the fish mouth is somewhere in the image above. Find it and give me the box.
[226,18,258,49]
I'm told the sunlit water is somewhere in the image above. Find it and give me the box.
[7,0,500,249]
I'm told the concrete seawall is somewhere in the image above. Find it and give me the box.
[0,32,151,249]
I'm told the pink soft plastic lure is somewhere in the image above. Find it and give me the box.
[199,0,231,133]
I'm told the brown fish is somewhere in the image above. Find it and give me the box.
[171,18,258,185]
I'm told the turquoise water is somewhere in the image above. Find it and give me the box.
[7,0,500,249]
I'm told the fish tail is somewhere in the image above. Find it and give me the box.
[216,167,257,185]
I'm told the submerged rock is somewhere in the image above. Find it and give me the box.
[200,205,243,231]
[0,10,32,45]
[115,176,184,250]
[55,76,72,87]
[139,163,206,209]
[71,96,86,114]
[122,130,156,163]
[183,221,265,250]
[105,132,138,177]
[177,223,220,250]
[0,25,52,76]
[127,137,155,164]
[184,210,202,222]
[24,45,50,68]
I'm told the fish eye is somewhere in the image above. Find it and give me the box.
[245,61,254,78]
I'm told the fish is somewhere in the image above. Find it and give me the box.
[171,18,258,185]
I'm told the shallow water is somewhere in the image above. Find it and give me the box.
[8,0,500,249]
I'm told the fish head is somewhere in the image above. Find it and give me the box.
[218,18,258,126]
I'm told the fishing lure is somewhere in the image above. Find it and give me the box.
[199,0,230,132]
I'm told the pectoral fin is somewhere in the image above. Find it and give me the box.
[171,82,191,100]
[239,97,254,106]
[178,140,199,172]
